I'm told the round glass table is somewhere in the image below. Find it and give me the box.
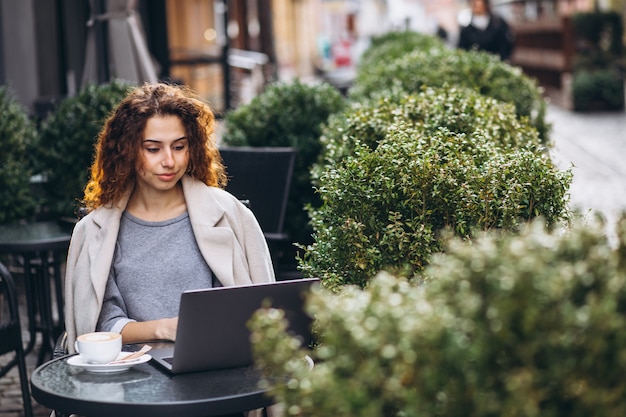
[30,353,276,417]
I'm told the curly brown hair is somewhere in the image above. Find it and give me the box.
[83,82,226,210]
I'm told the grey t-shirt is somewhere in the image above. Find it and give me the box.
[96,211,214,333]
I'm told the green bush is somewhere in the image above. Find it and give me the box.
[313,85,543,182]
[572,69,625,111]
[570,11,624,112]
[0,86,39,224]
[572,11,623,57]
[357,30,447,74]
[222,79,346,245]
[36,80,132,219]
[301,126,571,290]
[250,216,626,417]
[349,47,550,144]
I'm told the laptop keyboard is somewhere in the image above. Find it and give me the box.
[162,356,174,365]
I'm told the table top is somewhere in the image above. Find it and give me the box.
[30,352,276,417]
[0,221,72,252]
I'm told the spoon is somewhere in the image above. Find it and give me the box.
[108,344,152,364]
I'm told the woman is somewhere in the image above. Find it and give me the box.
[457,0,515,61]
[63,82,275,351]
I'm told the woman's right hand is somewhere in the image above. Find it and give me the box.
[155,317,178,341]
[120,316,179,344]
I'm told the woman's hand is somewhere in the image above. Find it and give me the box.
[120,317,179,344]
[155,317,178,341]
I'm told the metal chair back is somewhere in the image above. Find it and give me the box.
[219,146,296,239]
[0,262,33,417]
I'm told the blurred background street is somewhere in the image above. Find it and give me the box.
[547,103,626,244]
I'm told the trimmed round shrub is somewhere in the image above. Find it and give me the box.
[0,86,39,224]
[36,80,132,219]
[222,79,346,245]
[250,216,626,417]
[357,30,447,74]
[572,69,625,111]
[349,47,550,144]
[301,127,571,290]
[313,85,543,182]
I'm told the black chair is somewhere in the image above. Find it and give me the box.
[219,146,297,270]
[0,262,34,417]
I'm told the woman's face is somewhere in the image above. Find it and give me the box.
[135,115,190,194]
[471,0,488,15]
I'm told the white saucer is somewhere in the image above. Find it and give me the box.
[68,352,151,373]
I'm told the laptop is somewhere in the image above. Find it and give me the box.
[150,277,319,374]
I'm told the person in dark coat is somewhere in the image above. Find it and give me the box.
[458,0,515,61]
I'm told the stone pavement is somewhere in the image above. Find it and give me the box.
[546,103,626,244]
[0,273,53,417]
[0,103,624,417]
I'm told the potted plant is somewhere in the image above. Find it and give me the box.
[571,11,624,111]
[350,43,550,144]
[305,85,570,290]
[314,85,543,182]
[0,86,39,224]
[222,79,346,251]
[35,80,132,220]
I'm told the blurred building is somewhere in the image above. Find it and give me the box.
[0,0,450,115]
[491,0,624,108]
[0,0,278,115]
[1,0,623,116]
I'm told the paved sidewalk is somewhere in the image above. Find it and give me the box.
[0,104,624,417]
[0,274,53,417]
[547,104,626,243]
[0,347,51,417]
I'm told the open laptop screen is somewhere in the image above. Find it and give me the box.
[151,278,319,374]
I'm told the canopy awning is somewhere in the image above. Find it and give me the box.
[82,0,158,88]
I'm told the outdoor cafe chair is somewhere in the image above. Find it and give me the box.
[218,146,297,270]
[0,261,34,417]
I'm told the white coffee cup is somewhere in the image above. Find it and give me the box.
[75,332,122,364]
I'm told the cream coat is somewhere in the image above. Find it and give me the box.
[63,175,275,352]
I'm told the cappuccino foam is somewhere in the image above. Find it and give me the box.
[78,332,120,342]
